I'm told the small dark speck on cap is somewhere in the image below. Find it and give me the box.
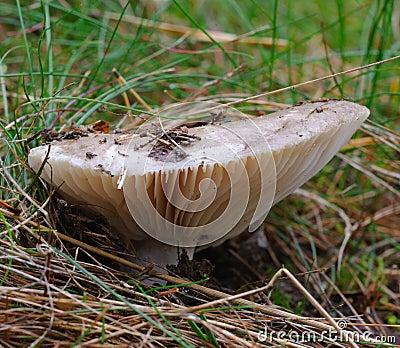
[86,152,97,159]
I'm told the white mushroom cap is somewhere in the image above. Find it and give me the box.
[28,100,369,265]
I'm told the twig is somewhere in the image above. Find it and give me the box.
[101,12,288,48]
[294,188,353,273]
[336,153,400,198]
[265,268,360,348]
[112,68,152,112]
[226,55,400,106]
[182,55,400,117]
[188,64,247,100]
[0,158,49,221]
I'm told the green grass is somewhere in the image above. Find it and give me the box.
[0,0,399,346]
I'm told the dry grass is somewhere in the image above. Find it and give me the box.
[0,215,397,347]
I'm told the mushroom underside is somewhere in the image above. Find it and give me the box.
[28,100,369,267]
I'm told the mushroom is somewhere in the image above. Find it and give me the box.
[28,100,369,267]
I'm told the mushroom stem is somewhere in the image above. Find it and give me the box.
[133,238,195,269]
